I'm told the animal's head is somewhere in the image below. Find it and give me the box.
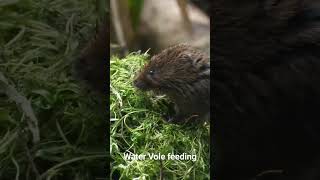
[133,44,209,93]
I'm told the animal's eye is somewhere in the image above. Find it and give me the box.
[148,70,155,75]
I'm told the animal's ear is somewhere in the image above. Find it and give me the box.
[191,55,200,64]
[199,62,210,77]
[191,55,210,76]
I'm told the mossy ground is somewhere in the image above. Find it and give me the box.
[110,53,210,179]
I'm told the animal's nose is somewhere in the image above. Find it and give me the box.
[133,79,147,90]
[133,79,138,87]
[133,79,140,88]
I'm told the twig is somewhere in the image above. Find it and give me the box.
[23,136,40,180]
[159,159,163,180]
[0,71,40,144]
[177,0,193,34]
[11,157,20,180]
[110,0,128,54]
[256,169,284,177]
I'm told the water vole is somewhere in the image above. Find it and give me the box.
[134,44,210,124]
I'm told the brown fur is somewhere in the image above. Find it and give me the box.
[213,0,320,179]
[73,21,108,93]
[134,44,210,123]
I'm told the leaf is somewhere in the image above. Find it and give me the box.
[0,0,19,7]
[0,108,15,124]
[128,0,144,30]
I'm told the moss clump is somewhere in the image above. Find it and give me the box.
[110,52,210,179]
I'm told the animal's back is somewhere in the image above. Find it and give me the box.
[213,0,320,179]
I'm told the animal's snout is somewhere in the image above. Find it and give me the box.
[133,79,139,87]
[133,79,147,90]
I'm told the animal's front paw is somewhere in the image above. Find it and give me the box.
[162,114,185,124]
[161,114,173,122]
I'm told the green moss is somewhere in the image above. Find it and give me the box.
[110,53,210,179]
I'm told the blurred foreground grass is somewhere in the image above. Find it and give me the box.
[110,53,210,179]
[0,0,107,179]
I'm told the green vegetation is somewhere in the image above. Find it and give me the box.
[128,0,144,30]
[110,53,210,179]
[0,0,107,179]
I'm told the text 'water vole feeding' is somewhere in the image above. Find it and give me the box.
[134,44,210,124]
